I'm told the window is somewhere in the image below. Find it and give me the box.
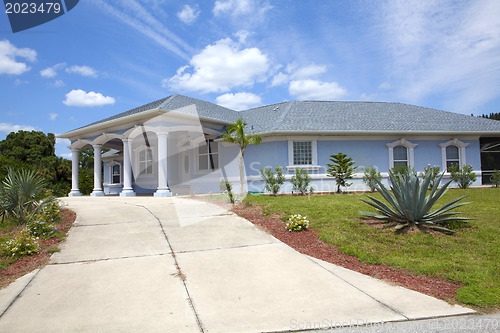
[439,139,469,172]
[112,164,120,184]
[198,139,218,170]
[446,146,460,170]
[393,146,408,167]
[139,148,153,175]
[386,139,417,169]
[293,141,312,165]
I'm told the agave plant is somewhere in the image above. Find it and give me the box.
[0,168,49,224]
[360,170,470,234]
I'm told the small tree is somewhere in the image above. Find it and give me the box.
[362,166,382,192]
[419,165,441,190]
[260,166,285,195]
[291,168,312,195]
[327,153,356,193]
[449,164,477,189]
[492,170,500,188]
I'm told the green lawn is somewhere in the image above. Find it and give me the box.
[244,188,500,309]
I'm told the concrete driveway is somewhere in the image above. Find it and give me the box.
[0,197,475,332]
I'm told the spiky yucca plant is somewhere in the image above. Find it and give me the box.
[360,170,470,234]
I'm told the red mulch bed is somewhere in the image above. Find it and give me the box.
[0,209,76,289]
[230,202,463,304]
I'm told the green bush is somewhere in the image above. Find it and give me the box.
[449,164,477,189]
[27,220,58,239]
[419,165,441,190]
[492,170,500,188]
[285,214,309,232]
[260,166,285,195]
[362,166,382,192]
[291,168,312,195]
[1,230,40,257]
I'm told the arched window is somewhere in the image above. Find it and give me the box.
[112,164,121,184]
[393,146,408,167]
[445,145,460,170]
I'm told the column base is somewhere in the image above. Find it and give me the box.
[90,190,105,197]
[68,190,82,197]
[120,189,136,197]
[154,189,172,197]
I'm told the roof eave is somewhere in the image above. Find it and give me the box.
[256,130,500,136]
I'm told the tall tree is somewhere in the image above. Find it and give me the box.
[221,119,262,195]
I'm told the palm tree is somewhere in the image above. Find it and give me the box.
[221,119,262,195]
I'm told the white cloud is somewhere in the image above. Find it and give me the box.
[216,92,262,110]
[66,65,97,77]
[379,0,500,113]
[177,5,200,24]
[52,80,65,87]
[14,78,29,85]
[167,38,270,93]
[0,123,36,134]
[63,89,116,107]
[289,79,347,100]
[40,63,66,78]
[0,40,36,75]
[213,0,272,22]
[271,63,328,87]
[49,113,58,120]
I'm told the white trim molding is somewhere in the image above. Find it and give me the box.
[386,138,418,169]
[438,138,469,170]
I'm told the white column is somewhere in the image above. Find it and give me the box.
[154,132,172,197]
[120,138,136,196]
[68,148,82,197]
[91,144,104,197]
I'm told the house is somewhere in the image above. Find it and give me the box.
[58,94,500,196]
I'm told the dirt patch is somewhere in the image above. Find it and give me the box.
[0,209,76,289]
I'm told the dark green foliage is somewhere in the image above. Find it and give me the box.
[362,166,382,192]
[418,165,441,190]
[0,131,71,197]
[360,169,470,234]
[327,152,356,193]
[449,164,477,189]
[492,170,500,188]
[260,166,285,195]
[290,168,312,195]
[480,112,500,120]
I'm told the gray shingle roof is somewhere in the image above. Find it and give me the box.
[67,95,500,136]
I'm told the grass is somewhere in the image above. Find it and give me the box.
[244,188,500,309]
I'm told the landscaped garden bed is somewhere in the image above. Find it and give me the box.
[217,187,499,312]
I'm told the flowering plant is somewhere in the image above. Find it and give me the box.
[27,220,58,239]
[285,214,309,232]
[1,230,40,257]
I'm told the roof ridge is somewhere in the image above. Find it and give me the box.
[272,101,295,131]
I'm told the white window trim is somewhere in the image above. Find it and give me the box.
[196,139,220,173]
[438,138,469,171]
[287,139,320,171]
[386,139,417,169]
[109,161,122,185]
[134,146,155,178]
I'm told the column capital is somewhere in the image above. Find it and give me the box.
[70,147,80,153]
[93,144,103,149]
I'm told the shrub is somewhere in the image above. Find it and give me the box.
[362,166,382,192]
[391,165,416,177]
[39,194,62,223]
[449,164,477,189]
[327,153,356,193]
[0,168,48,224]
[360,169,470,234]
[419,165,441,190]
[291,168,312,195]
[261,206,271,216]
[260,166,285,195]
[492,170,500,188]
[27,220,58,239]
[1,230,40,257]
[285,214,309,232]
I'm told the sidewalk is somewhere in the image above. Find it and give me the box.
[0,197,475,332]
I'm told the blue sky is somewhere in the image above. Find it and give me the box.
[1,0,500,158]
